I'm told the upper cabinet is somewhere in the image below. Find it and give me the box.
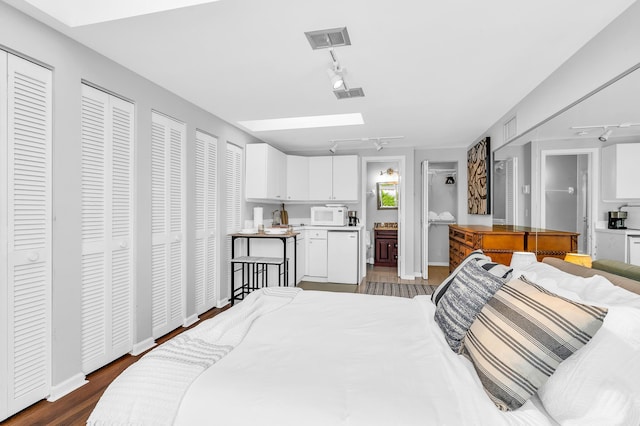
[309,155,358,201]
[247,144,358,202]
[286,155,309,200]
[602,143,640,201]
[308,157,333,200]
[246,143,287,201]
[332,155,358,200]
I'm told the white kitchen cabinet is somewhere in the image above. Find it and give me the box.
[296,231,305,283]
[308,155,358,201]
[332,155,358,200]
[595,228,640,264]
[286,155,309,200]
[308,157,333,200]
[306,229,328,278]
[601,143,640,201]
[246,143,286,200]
[630,236,640,266]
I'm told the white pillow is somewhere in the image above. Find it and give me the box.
[537,307,640,425]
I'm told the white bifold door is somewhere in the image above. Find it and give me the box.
[0,51,52,421]
[194,130,218,314]
[80,84,134,374]
[151,112,186,337]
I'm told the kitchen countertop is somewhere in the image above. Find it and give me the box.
[300,224,363,231]
[595,228,640,235]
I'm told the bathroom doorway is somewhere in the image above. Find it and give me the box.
[360,156,406,279]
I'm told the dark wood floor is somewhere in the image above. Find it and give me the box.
[2,305,229,426]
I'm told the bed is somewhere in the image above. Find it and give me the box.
[87,256,640,425]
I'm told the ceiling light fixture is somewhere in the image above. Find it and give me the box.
[373,141,383,151]
[327,67,344,90]
[327,48,345,90]
[598,128,613,142]
[329,142,338,154]
[571,122,640,141]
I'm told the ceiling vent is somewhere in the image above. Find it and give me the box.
[305,27,351,50]
[334,87,365,99]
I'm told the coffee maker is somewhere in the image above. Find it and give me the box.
[608,210,627,229]
[348,211,359,226]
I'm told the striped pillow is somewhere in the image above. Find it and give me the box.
[461,276,608,411]
[431,250,512,306]
[434,259,508,352]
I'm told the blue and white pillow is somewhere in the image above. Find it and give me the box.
[434,259,508,352]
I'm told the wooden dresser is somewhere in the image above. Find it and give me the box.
[449,224,578,272]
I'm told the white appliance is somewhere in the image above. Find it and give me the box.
[310,205,348,226]
[629,236,640,266]
[327,231,359,284]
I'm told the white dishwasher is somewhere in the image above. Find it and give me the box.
[629,235,640,266]
[327,231,359,284]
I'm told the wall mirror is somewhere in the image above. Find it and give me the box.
[377,182,398,209]
[493,62,640,255]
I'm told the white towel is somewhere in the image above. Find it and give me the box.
[428,211,439,220]
[439,211,455,221]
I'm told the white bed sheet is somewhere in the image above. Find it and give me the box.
[174,290,555,426]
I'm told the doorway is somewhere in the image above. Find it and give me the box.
[540,149,597,254]
[421,161,458,279]
[360,156,406,280]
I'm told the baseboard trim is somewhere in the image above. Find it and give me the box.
[47,373,88,402]
[400,274,415,280]
[183,314,199,328]
[217,297,229,308]
[131,338,156,356]
[429,262,449,267]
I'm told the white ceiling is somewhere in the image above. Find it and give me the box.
[5,0,636,153]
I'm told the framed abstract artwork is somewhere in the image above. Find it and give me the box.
[467,137,491,214]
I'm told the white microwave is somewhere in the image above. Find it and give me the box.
[310,206,348,226]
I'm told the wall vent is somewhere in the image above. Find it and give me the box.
[305,27,351,50]
[503,116,517,141]
[334,87,364,100]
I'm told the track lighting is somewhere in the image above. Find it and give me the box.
[373,141,382,151]
[598,128,612,142]
[326,48,346,90]
[327,67,344,90]
[329,142,338,154]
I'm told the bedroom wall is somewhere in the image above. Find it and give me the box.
[0,2,261,391]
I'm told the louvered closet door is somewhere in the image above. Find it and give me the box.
[0,52,52,420]
[80,84,134,374]
[195,130,218,314]
[151,112,185,337]
[225,143,242,296]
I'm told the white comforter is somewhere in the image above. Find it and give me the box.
[88,262,640,425]
[174,290,553,426]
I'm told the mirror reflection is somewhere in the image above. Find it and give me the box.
[493,64,640,256]
[377,182,398,210]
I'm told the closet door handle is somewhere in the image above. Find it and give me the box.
[27,252,39,262]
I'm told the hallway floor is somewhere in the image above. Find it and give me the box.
[297,265,449,293]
